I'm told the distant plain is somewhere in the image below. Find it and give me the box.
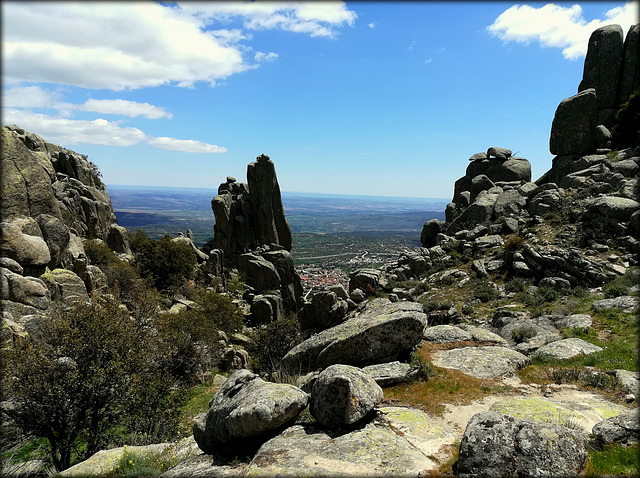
[107,185,449,264]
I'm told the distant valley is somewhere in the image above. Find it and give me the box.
[108,185,448,243]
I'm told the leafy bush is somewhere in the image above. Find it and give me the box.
[603,270,637,298]
[420,299,454,312]
[471,279,499,303]
[130,230,197,292]
[84,239,115,266]
[155,289,243,383]
[505,277,527,293]
[248,314,302,380]
[2,295,184,471]
[503,234,525,252]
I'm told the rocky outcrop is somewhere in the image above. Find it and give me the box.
[211,156,302,320]
[212,156,292,260]
[455,410,588,478]
[193,369,308,453]
[1,125,132,326]
[281,298,427,374]
[550,23,640,156]
[430,346,529,379]
[591,407,640,447]
[243,407,456,477]
[309,364,383,427]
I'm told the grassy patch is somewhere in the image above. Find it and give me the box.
[383,343,514,415]
[585,444,639,477]
[177,372,227,435]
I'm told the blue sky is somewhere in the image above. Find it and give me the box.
[3,1,638,198]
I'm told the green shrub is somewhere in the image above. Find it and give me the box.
[471,279,499,303]
[2,295,184,471]
[503,234,525,252]
[505,277,527,293]
[155,289,243,383]
[130,231,198,292]
[420,299,454,312]
[603,270,637,298]
[248,314,302,380]
[84,239,116,266]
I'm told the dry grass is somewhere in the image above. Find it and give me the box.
[383,342,514,416]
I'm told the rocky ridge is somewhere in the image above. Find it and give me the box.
[2,22,639,478]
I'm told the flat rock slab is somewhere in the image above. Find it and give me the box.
[552,314,593,329]
[459,324,508,345]
[61,443,172,477]
[532,337,602,360]
[362,361,419,387]
[244,407,452,477]
[430,346,529,378]
[423,325,472,343]
[592,295,639,313]
[489,396,628,433]
[281,299,427,373]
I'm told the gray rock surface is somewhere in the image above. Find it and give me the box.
[281,299,427,373]
[430,346,529,378]
[549,88,598,155]
[456,410,588,478]
[592,295,639,313]
[310,364,383,427]
[193,369,308,452]
[619,23,640,105]
[361,361,420,386]
[422,325,472,343]
[532,338,602,360]
[578,24,624,112]
[591,408,640,447]
[244,407,454,477]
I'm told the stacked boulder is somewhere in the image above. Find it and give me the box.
[551,24,639,155]
[210,155,303,322]
[1,125,129,328]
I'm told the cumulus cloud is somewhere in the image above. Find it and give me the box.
[254,51,279,62]
[2,85,63,108]
[147,137,227,153]
[4,86,173,119]
[3,2,247,90]
[79,99,173,119]
[2,109,147,146]
[3,109,226,153]
[487,2,639,59]
[177,1,357,39]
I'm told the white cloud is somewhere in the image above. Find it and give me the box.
[2,85,62,108]
[424,58,433,64]
[2,109,147,146]
[3,109,227,153]
[3,86,173,119]
[2,2,247,90]
[488,2,639,60]
[79,99,173,119]
[177,1,357,39]
[368,22,377,29]
[147,137,227,153]
[254,51,279,62]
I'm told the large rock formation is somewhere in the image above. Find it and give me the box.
[551,23,640,155]
[212,155,292,260]
[1,125,130,318]
[281,298,427,374]
[210,155,302,321]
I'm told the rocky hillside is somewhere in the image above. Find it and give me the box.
[2,23,639,478]
[1,124,134,321]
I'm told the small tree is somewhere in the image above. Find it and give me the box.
[130,231,198,292]
[2,295,182,471]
